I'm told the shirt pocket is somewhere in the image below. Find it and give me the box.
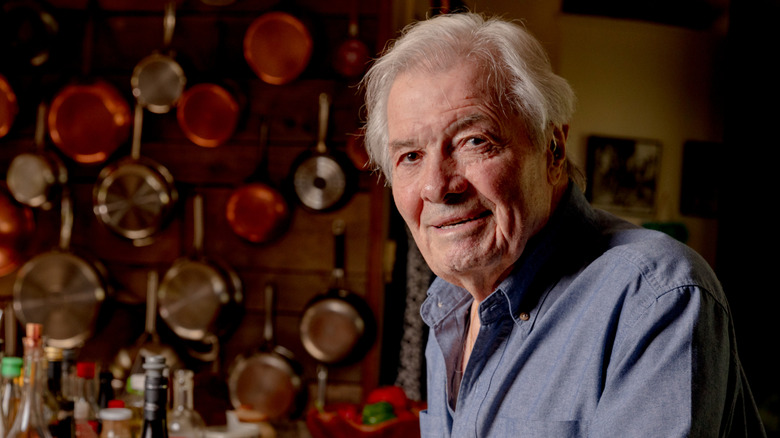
[492,417,584,437]
[419,409,444,437]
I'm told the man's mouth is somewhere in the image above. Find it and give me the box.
[435,211,492,229]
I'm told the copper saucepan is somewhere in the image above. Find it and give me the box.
[176,83,239,148]
[225,121,291,244]
[243,11,313,85]
[48,0,131,165]
[333,0,370,79]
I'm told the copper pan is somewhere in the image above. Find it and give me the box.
[243,11,312,85]
[225,121,291,244]
[48,0,131,165]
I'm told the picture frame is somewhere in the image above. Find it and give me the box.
[585,135,661,214]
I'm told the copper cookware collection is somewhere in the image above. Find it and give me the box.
[1,1,376,421]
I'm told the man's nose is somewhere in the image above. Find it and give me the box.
[420,154,467,203]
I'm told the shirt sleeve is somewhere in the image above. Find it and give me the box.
[587,285,758,437]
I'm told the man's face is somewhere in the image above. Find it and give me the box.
[386,62,558,294]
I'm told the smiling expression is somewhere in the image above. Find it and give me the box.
[387,61,560,297]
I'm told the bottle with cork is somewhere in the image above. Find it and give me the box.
[5,323,54,438]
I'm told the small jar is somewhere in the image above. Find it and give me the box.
[99,407,133,438]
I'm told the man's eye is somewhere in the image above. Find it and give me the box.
[403,151,420,162]
[466,137,487,147]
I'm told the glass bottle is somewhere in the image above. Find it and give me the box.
[60,350,78,402]
[5,322,54,438]
[74,363,99,438]
[166,370,203,438]
[120,376,144,438]
[97,408,132,438]
[140,356,168,438]
[1,357,23,437]
[45,347,73,438]
[97,373,114,411]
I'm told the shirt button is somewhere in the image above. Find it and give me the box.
[519,312,530,321]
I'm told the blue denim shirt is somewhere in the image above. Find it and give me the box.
[419,186,765,437]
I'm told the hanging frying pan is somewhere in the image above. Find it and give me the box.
[0,0,59,68]
[176,83,239,148]
[228,283,307,420]
[177,20,241,148]
[157,193,243,343]
[0,185,34,277]
[6,102,68,211]
[299,219,376,366]
[333,0,370,79]
[93,104,178,245]
[290,93,356,212]
[243,11,312,85]
[225,121,291,244]
[131,1,186,114]
[48,0,131,165]
[112,270,182,382]
[12,191,109,349]
[0,74,19,139]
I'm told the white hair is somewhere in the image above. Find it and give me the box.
[361,12,578,185]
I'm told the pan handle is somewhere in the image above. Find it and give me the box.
[130,104,143,160]
[315,93,330,155]
[163,1,177,50]
[34,102,47,153]
[192,193,204,257]
[59,189,74,251]
[146,270,159,335]
[331,219,346,288]
[315,363,328,411]
[263,282,276,347]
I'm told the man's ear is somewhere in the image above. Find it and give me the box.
[547,125,569,184]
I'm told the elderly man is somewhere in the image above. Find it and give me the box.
[362,12,765,437]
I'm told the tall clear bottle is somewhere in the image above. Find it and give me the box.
[74,363,99,438]
[5,322,53,438]
[0,357,23,437]
[166,370,203,438]
[140,356,168,438]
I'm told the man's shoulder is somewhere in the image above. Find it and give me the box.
[596,223,725,306]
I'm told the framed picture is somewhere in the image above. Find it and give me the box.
[585,135,661,214]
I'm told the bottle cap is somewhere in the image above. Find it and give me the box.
[1,357,23,378]
[25,322,42,340]
[142,355,166,376]
[98,407,133,421]
[77,362,96,379]
[108,399,126,408]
